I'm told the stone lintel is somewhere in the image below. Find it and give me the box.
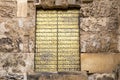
[35,0,81,9]
[36,4,80,9]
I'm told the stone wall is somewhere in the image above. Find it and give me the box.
[80,0,119,53]
[80,0,120,79]
[0,0,35,79]
[0,0,120,80]
[80,0,120,80]
[0,53,34,78]
[0,0,35,53]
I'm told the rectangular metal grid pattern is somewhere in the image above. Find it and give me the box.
[35,10,80,72]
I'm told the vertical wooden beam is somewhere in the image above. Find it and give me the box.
[17,0,27,17]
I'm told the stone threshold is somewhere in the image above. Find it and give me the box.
[27,71,88,80]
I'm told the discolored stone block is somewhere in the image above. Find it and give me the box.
[17,0,28,17]
[81,53,120,73]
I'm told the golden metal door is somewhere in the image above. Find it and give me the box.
[35,10,80,72]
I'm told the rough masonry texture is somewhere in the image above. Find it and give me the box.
[0,0,120,80]
[0,0,35,53]
[80,0,119,53]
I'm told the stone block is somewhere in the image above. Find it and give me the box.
[68,0,76,4]
[55,0,63,5]
[0,22,9,35]
[0,2,35,53]
[88,73,116,80]
[55,0,68,8]
[80,17,118,53]
[80,31,118,53]
[80,17,108,32]
[27,2,35,18]
[0,17,35,53]
[80,0,118,17]
[0,53,34,77]
[0,1,16,18]
[28,72,88,80]
[81,53,120,73]
[41,0,55,8]
[80,17,118,32]
[17,0,28,17]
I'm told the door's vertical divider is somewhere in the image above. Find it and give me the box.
[78,10,81,71]
[57,11,58,72]
[34,8,37,72]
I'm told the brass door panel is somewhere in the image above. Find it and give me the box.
[35,10,80,72]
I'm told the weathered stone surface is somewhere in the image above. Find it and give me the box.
[80,0,118,17]
[80,17,118,32]
[0,19,25,52]
[36,0,80,8]
[28,72,88,80]
[0,1,16,18]
[0,0,120,80]
[27,2,36,18]
[80,31,118,53]
[118,0,120,53]
[68,0,76,4]
[117,36,120,52]
[88,73,116,80]
[80,0,119,53]
[17,0,28,17]
[0,6,36,78]
[81,53,120,73]
[0,1,35,53]
[55,0,68,6]
[3,73,24,80]
[118,66,120,80]
[0,53,34,77]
